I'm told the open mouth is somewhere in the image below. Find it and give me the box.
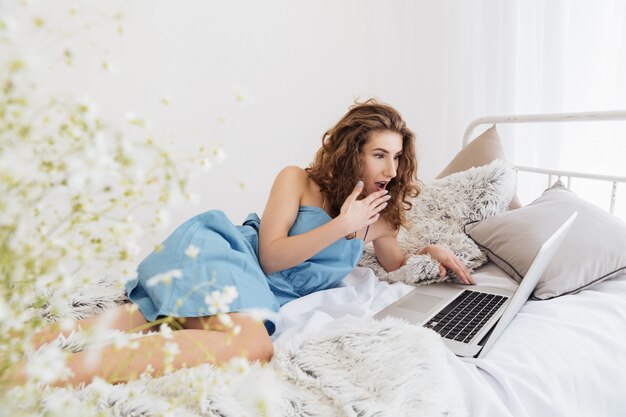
[375,181,388,191]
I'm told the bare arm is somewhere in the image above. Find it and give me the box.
[258,166,390,274]
[372,222,475,284]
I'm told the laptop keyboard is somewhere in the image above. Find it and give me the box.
[425,290,507,344]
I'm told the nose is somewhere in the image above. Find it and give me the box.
[384,158,397,178]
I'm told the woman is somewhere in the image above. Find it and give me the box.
[23,98,473,386]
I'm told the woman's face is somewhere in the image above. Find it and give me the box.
[360,130,403,195]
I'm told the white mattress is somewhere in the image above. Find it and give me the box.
[271,263,626,417]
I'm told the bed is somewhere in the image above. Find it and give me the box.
[15,110,626,417]
[269,110,626,416]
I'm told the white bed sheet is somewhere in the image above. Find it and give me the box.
[271,263,626,417]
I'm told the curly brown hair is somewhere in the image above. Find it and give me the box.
[306,98,420,231]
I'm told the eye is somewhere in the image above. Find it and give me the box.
[374,153,385,159]
[394,154,402,160]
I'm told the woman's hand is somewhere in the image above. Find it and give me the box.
[419,244,475,285]
[339,181,391,235]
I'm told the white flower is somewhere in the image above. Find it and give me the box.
[87,377,113,398]
[101,60,120,73]
[222,286,238,304]
[0,299,8,322]
[159,323,173,339]
[225,356,249,375]
[200,157,212,171]
[217,313,233,328]
[204,288,237,315]
[112,332,140,350]
[185,244,199,259]
[25,345,72,385]
[146,269,183,287]
[243,308,272,323]
[139,364,155,379]
[156,209,170,226]
[163,342,180,356]
[213,147,226,163]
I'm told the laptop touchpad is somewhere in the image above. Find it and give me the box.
[397,292,443,313]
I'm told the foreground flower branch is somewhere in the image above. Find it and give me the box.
[0,0,246,404]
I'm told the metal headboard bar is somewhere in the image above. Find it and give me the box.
[462,110,626,214]
[462,110,626,146]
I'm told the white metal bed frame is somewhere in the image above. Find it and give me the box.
[463,110,626,213]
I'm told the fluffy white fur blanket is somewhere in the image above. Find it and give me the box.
[22,315,465,417]
[359,160,516,286]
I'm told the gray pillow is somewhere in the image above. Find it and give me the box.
[465,181,626,299]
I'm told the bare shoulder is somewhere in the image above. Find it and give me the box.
[266,165,309,206]
[275,166,309,186]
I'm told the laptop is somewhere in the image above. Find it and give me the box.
[374,211,577,358]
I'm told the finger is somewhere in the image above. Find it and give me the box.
[439,264,446,279]
[347,180,364,203]
[457,260,475,285]
[363,189,389,204]
[372,200,389,214]
[366,213,381,225]
[452,262,473,285]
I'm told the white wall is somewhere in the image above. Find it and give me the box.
[9,0,626,257]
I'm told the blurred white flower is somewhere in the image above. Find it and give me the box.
[25,345,72,385]
[163,342,180,356]
[184,244,199,259]
[0,16,18,33]
[146,269,183,287]
[112,332,140,350]
[222,286,238,304]
[205,287,238,315]
[159,323,173,339]
[101,60,120,73]
[0,300,8,322]
[213,147,226,163]
[156,208,171,227]
[243,308,272,323]
[217,313,233,328]
[139,364,155,379]
[225,356,249,375]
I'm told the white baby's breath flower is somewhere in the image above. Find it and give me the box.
[163,342,180,356]
[101,60,120,73]
[112,332,140,350]
[225,356,250,375]
[159,323,173,339]
[243,308,272,323]
[0,299,8,322]
[87,377,112,398]
[204,289,236,315]
[59,317,77,331]
[185,244,199,259]
[217,313,233,328]
[233,87,255,106]
[156,208,170,226]
[200,157,212,172]
[25,345,72,385]
[139,364,155,379]
[213,147,226,163]
[222,286,238,304]
[146,269,183,287]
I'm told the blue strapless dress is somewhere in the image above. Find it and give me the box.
[125,206,364,335]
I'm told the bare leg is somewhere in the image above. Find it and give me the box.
[30,303,156,349]
[52,312,271,386]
